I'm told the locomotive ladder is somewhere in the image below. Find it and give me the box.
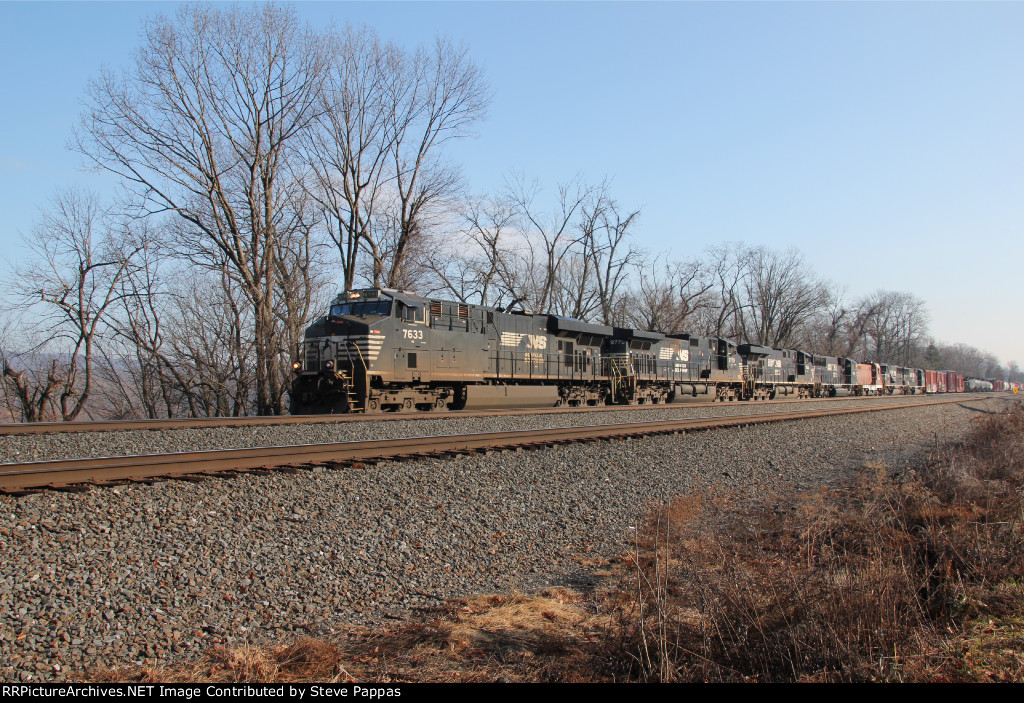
[341,341,368,412]
[740,362,756,400]
[609,357,636,403]
[608,358,622,402]
[334,369,361,412]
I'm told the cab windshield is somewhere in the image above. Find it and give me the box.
[329,300,392,317]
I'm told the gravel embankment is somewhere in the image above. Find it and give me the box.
[0,397,1010,681]
[0,396,966,464]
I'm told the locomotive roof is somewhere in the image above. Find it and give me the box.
[548,316,614,337]
[613,327,666,342]
[737,343,774,357]
[338,288,429,306]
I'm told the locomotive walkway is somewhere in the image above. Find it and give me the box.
[0,395,979,491]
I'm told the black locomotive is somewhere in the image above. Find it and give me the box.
[290,287,929,414]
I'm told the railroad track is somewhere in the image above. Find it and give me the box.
[0,392,997,436]
[0,395,982,492]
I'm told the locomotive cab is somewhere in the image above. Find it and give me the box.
[292,288,432,413]
[328,294,392,320]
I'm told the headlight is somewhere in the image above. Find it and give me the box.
[325,360,334,370]
[292,361,301,370]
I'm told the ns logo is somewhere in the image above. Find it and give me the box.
[500,332,548,350]
[525,334,547,350]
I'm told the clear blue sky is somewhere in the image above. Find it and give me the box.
[2,1,1022,364]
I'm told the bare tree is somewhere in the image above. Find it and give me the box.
[421,176,641,324]
[504,174,595,315]
[74,3,327,415]
[2,189,142,421]
[700,243,747,338]
[838,293,885,359]
[1,308,65,423]
[160,268,256,418]
[306,30,489,292]
[803,286,851,356]
[577,186,642,325]
[424,194,519,306]
[0,316,22,421]
[274,208,332,395]
[891,293,930,365]
[623,257,713,334]
[2,349,68,423]
[1007,360,1021,384]
[983,355,1005,381]
[303,25,401,291]
[377,37,489,289]
[99,225,181,419]
[855,291,929,364]
[736,246,832,348]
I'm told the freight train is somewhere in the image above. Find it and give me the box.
[289,288,1001,414]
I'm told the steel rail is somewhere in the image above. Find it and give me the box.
[0,392,994,437]
[0,396,977,491]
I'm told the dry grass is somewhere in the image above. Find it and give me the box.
[89,401,1024,683]
[603,401,1024,682]
[90,589,609,683]
[922,581,1024,682]
[90,637,353,684]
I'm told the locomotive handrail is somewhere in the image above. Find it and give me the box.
[342,339,356,370]
[346,339,367,372]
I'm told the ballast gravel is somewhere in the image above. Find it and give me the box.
[0,397,962,464]
[0,397,1011,681]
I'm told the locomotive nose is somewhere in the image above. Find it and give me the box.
[318,319,375,372]
[328,318,371,336]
